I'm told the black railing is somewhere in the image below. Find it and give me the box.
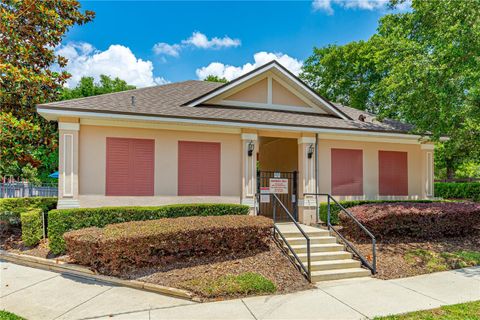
[0,182,58,198]
[257,193,311,282]
[304,193,376,274]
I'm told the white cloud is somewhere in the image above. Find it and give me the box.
[182,32,241,49]
[312,0,334,15]
[196,51,303,81]
[152,43,181,57]
[312,0,405,14]
[56,42,168,88]
[153,31,240,57]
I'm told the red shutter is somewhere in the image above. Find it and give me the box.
[379,151,408,196]
[331,148,363,196]
[178,141,220,196]
[106,138,154,196]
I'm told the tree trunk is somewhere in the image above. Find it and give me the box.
[446,159,455,180]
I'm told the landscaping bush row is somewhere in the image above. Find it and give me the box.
[0,197,56,227]
[434,182,480,201]
[20,209,44,246]
[48,203,250,254]
[341,202,480,239]
[64,215,272,275]
[319,199,444,225]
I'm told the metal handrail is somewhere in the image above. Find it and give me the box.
[257,193,311,282]
[304,193,377,274]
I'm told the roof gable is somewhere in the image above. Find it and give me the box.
[186,60,351,120]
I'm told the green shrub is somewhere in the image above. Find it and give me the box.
[20,208,44,246]
[434,182,480,201]
[0,197,57,227]
[48,203,250,254]
[181,272,276,298]
[0,310,25,320]
[319,199,443,225]
[64,215,272,275]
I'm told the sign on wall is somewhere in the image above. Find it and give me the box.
[269,178,289,194]
[260,187,270,203]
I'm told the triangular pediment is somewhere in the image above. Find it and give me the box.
[186,61,351,120]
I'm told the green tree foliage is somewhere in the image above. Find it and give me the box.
[204,75,228,83]
[60,75,136,100]
[0,112,57,181]
[0,1,94,181]
[301,0,480,178]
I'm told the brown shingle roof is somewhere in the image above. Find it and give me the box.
[37,80,414,134]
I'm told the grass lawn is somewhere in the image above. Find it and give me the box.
[180,272,276,298]
[0,310,25,320]
[405,249,480,273]
[374,301,480,319]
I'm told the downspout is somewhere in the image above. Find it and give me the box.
[315,133,319,225]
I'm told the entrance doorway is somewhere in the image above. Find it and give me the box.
[256,137,298,221]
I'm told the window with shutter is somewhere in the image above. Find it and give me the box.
[331,148,363,196]
[178,141,220,196]
[106,138,154,196]
[379,150,408,196]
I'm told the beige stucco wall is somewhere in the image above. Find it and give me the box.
[317,138,427,200]
[258,137,298,172]
[78,125,242,207]
[225,78,267,103]
[272,79,310,107]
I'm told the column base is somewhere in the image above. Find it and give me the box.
[241,197,255,207]
[298,206,317,225]
[57,199,80,209]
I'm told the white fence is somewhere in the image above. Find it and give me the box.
[0,183,58,198]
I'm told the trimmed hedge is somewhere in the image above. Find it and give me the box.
[48,203,250,254]
[64,215,272,275]
[435,182,480,201]
[319,199,444,225]
[0,197,56,227]
[341,202,480,239]
[20,209,44,246]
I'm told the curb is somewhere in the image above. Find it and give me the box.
[0,250,197,302]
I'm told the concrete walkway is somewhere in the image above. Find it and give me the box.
[1,261,479,320]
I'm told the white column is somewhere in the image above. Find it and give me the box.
[57,122,80,208]
[241,133,258,208]
[298,136,317,224]
[421,144,434,198]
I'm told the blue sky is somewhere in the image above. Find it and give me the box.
[58,1,397,87]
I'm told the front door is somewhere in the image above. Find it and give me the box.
[257,171,298,221]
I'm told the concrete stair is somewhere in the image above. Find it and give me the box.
[276,223,372,283]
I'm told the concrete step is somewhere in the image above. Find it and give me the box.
[289,243,344,253]
[294,251,352,262]
[310,259,361,271]
[311,268,372,282]
[283,236,337,245]
[281,230,330,238]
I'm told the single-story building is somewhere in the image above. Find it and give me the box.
[37,61,435,224]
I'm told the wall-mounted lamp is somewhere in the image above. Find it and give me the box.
[248,141,255,157]
[307,144,314,159]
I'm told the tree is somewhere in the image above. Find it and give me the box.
[204,75,228,83]
[301,41,382,113]
[0,1,94,181]
[60,75,136,100]
[300,0,480,178]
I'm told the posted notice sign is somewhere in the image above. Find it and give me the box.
[269,178,289,194]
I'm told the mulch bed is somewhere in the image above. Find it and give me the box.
[346,229,480,279]
[1,230,312,301]
[123,239,313,301]
[0,227,61,260]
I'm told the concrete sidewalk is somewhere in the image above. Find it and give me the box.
[1,261,479,320]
